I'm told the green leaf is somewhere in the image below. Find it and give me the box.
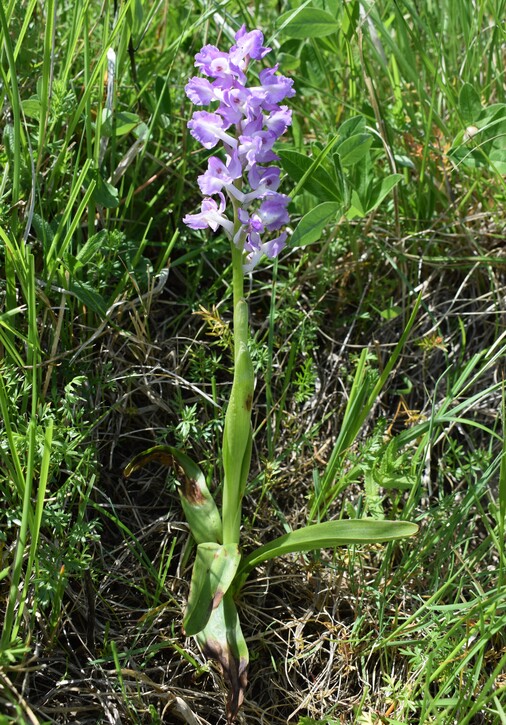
[85,168,119,209]
[69,280,107,317]
[75,229,109,265]
[124,445,222,545]
[279,149,341,201]
[459,83,482,123]
[236,519,418,588]
[21,97,41,119]
[289,202,341,247]
[367,173,403,213]
[278,52,300,71]
[183,543,241,636]
[195,592,248,721]
[336,133,373,166]
[101,110,142,137]
[278,8,339,38]
[338,115,366,141]
[346,189,366,219]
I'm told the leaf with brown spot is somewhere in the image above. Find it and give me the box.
[183,543,241,636]
[196,592,249,723]
[124,445,222,544]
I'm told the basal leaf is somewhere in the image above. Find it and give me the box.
[183,543,241,636]
[236,519,418,588]
[195,592,248,722]
[124,445,222,544]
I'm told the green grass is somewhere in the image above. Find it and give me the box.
[1,0,506,722]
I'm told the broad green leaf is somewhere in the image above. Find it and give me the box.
[338,115,366,141]
[278,8,339,38]
[278,52,300,71]
[367,173,403,213]
[336,133,373,166]
[69,280,107,317]
[459,83,482,123]
[75,229,109,264]
[101,110,141,137]
[21,97,40,118]
[346,189,366,219]
[236,519,418,587]
[332,153,351,207]
[89,171,119,208]
[279,149,340,201]
[31,212,55,254]
[124,445,222,545]
[195,592,248,721]
[289,202,341,247]
[183,543,241,636]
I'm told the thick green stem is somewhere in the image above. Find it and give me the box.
[231,244,247,359]
[221,219,254,545]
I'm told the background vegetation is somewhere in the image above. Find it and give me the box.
[1,0,505,723]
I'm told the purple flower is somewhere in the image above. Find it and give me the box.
[230,26,271,67]
[263,232,287,259]
[183,193,234,236]
[198,153,243,196]
[195,45,231,77]
[188,111,238,149]
[184,27,295,271]
[216,85,251,125]
[255,66,296,104]
[243,232,288,273]
[265,106,292,136]
[238,130,278,169]
[248,165,281,193]
[257,193,290,231]
[185,77,217,105]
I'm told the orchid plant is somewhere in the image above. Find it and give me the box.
[125,26,418,723]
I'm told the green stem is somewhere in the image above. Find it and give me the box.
[221,211,254,545]
[231,243,247,357]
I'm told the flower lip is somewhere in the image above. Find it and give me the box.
[183,193,234,237]
[198,153,243,196]
[185,77,216,105]
[188,111,238,149]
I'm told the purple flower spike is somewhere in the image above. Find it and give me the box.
[184,27,295,271]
